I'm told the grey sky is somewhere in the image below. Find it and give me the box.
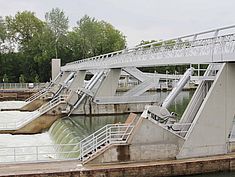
[0,0,235,47]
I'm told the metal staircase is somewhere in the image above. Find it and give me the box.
[0,95,67,130]
[74,123,134,162]
[0,116,137,163]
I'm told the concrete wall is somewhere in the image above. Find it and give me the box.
[2,103,67,134]
[51,59,61,81]
[87,118,184,165]
[87,145,123,164]
[177,63,235,158]
[130,118,184,161]
[72,99,148,115]
[20,99,46,111]
[12,114,62,134]
[95,69,121,97]
[7,151,235,177]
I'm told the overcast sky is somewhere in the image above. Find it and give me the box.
[0,0,235,47]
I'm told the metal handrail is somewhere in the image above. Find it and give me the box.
[0,123,135,163]
[0,96,67,130]
[63,25,235,71]
[25,88,47,102]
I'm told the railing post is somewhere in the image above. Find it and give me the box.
[80,143,82,161]
[36,146,39,161]
[106,125,108,143]
[95,136,97,151]
[13,148,16,162]
[93,134,95,152]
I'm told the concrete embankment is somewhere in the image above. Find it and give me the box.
[0,90,36,101]
[1,153,235,177]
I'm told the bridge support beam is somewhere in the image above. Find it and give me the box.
[51,59,61,81]
[177,63,235,158]
[95,69,121,97]
[69,71,86,92]
[66,71,86,108]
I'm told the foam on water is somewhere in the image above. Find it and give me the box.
[0,111,35,122]
[0,132,55,162]
[0,132,53,148]
[0,101,27,110]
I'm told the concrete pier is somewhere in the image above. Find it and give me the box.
[1,153,235,177]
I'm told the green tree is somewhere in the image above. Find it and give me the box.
[34,74,40,83]
[68,15,126,59]
[5,11,55,82]
[5,11,44,51]
[19,74,25,83]
[3,73,9,83]
[1,12,126,82]
[0,16,7,52]
[45,8,69,58]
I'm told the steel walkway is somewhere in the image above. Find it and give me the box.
[62,25,235,71]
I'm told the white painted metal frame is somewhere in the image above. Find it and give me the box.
[0,123,134,164]
[62,25,235,71]
[0,95,67,130]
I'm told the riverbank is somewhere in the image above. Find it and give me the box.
[1,153,235,177]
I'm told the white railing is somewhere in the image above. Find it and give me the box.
[177,64,220,137]
[94,95,159,104]
[147,64,220,138]
[77,123,134,161]
[0,83,45,90]
[0,123,134,163]
[0,96,67,130]
[38,95,67,114]
[0,111,40,130]
[25,82,52,102]
[25,88,47,102]
[62,25,235,71]
[0,144,76,163]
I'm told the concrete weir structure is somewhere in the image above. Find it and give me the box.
[1,25,235,176]
[83,63,235,165]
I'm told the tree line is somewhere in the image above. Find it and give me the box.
[0,8,126,82]
[0,8,203,83]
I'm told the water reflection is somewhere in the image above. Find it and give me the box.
[49,90,194,145]
[49,114,127,145]
[168,90,194,118]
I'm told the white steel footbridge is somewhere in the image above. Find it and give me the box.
[0,25,235,165]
